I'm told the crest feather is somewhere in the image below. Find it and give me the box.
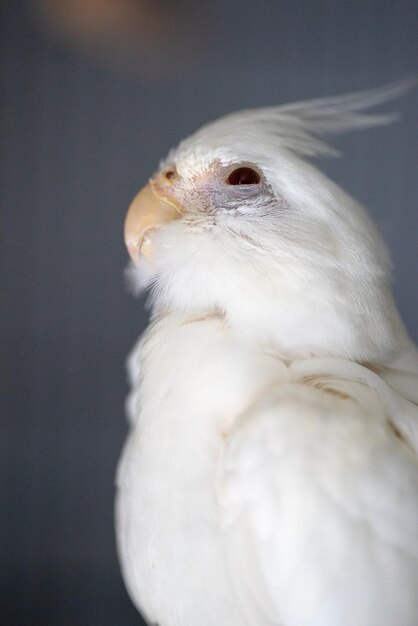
[197,77,416,158]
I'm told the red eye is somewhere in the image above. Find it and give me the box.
[227,167,260,185]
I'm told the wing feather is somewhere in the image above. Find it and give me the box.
[220,364,418,626]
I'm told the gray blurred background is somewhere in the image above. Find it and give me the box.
[1,1,417,624]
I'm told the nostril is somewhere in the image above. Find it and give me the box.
[164,167,177,181]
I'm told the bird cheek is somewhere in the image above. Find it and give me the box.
[187,180,226,214]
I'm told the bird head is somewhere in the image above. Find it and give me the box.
[125,81,413,361]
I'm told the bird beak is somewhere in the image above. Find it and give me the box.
[124,182,183,264]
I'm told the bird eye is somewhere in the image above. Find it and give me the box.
[227,167,260,185]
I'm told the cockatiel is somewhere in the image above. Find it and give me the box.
[116,81,418,626]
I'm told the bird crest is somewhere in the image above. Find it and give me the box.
[177,78,416,161]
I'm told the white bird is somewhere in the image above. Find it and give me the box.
[116,81,418,626]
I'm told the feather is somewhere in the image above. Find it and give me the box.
[220,367,418,626]
[194,77,417,157]
[117,81,418,626]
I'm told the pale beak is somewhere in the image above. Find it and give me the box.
[124,183,183,264]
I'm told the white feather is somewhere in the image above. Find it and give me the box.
[116,82,418,626]
[220,373,418,626]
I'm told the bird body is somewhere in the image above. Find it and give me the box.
[116,82,418,626]
[117,314,284,625]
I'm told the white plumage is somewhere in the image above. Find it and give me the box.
[116,81,418,626]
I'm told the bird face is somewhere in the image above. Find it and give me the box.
[124,158,280,265]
